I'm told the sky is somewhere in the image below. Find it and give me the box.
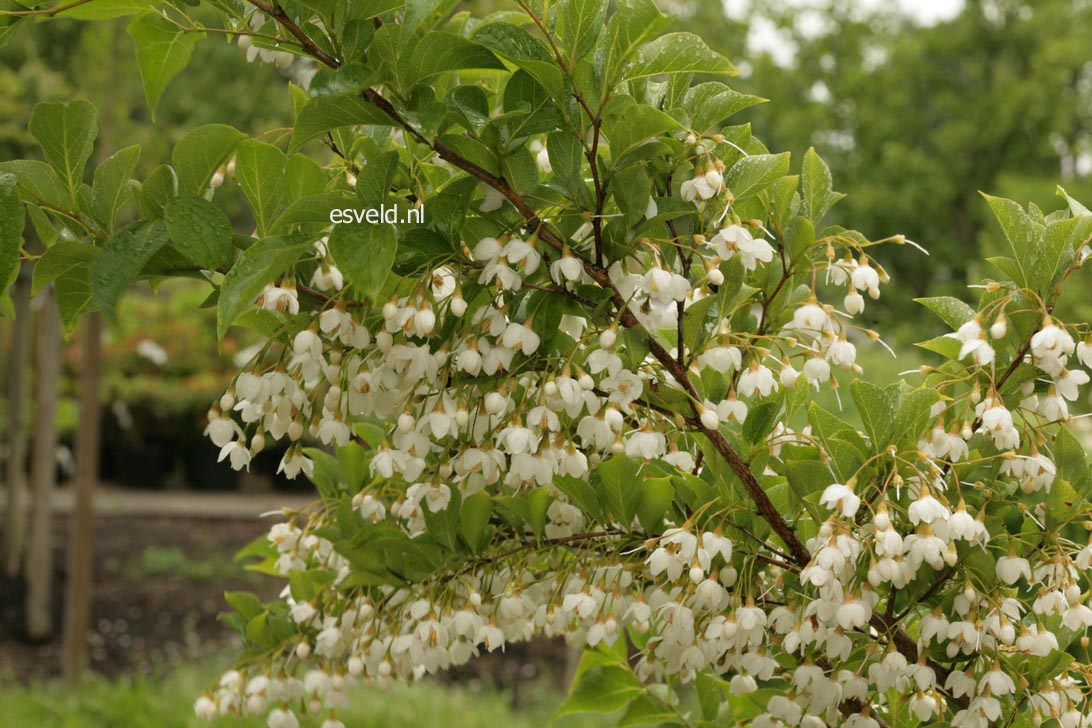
[723,0,966,66]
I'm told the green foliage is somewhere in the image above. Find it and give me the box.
[0,664,602,727]
[2,2,1091,727]
[0,172,23,292]
[128,12,203,119]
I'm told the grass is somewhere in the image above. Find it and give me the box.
[0,661,611,728]
[110,545,260,584]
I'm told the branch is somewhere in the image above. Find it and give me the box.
[0,0,92,16]
[347,57,950,706]
[245,0,340,68]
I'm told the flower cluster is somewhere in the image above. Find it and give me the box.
[193,25,1092,727]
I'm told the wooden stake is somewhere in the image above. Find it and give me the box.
[3,265,33,577]
[25,289,61,640]
[61,310,102,682]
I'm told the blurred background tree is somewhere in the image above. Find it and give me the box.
[670,0,1092,323]
[1,0,1091,711]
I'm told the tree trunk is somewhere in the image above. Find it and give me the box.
[3,264,33,577]
[61,311,102,683]
[25,289,62,641]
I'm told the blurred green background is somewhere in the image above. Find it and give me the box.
[1,0,1091,723]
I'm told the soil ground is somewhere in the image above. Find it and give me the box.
[0,491,572,693]
[0,513,272,680]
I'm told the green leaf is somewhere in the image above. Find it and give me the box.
[0,160,70,209]
[28,99,98,203]
[600,0,669,89]
[327,222,397,301]
[216,234,313,338]
[164,195,236,271]
[636,476,674,533]
[679,82,764,134]
[527,487,553,539]
[801,147,843,223]
[598,454,641,526]
[89,144,140,229]
[850,380,900,451]
[501,69,563,139]
[235,140,287,236]
[275,192,356,231]
[1047,478,1080,526]
[556,0,608,65]
[724,152,790,202]
[981,193,1043,288]
[554,475,605,523]
[55,265,94,332]
[355,151,400,208]
[612,164,650,227]
[32,240,98,296]
[0,173,24,294]
[618,694,677,726]
[914,295,976,330]
[602,96,680,161]
[501,146,538,195]
[1054,427,1090,497]
[404,32,504,88]
[289,94,396,153]
[472,23,567,103]
[626,32,737,81]
[742,397,784,447]
[128,12,202,120]
[284,154,327,201]
[303,448,341,499]
[547,130,588,202]
[784,458,826,521]
[310,62,376,98]
[173,124,245,195]
[695,672,726,721]
[892,386,940,446]
[59,0,155,19]
[90,221,170,323]
[136,164,177,219]
[460,491,492,552]
[335,442,369,492]
[224,591,264,621]
[556,661,643,716]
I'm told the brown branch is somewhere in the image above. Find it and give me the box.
[245,0,340,68]
[0,0,91,16]
[344,45,950,705]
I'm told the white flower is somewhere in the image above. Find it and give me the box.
[956,318,995,367]
[820,482,860,518]
[908,492,950,526]
[802,357,830,388]
[193,696,217,720]
[1055,368,1089,401]
[316,417,351,447]
[311,264,344,292]
[550,251,583,283]
[996,555,1031,585]
[267,707,300,728]
[738,364,776,398]
[278,450,314,480]
[826,338,856,368]
[258,284,299,314]
[1077,339,1092,369]
[850,261,880,297]
[206,416,242,448]
[218,440,251,471]
[136,339,168,366]
[698,345,742,373]
[844,291,865,315]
